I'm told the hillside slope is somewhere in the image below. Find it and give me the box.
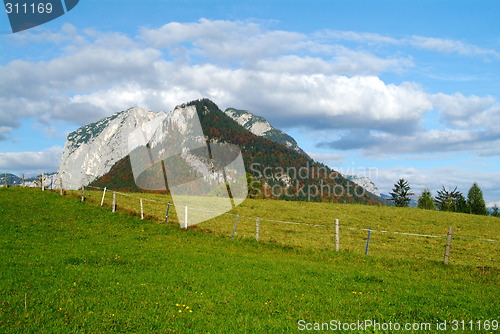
[92,99,382,205]
[1,187,498,332]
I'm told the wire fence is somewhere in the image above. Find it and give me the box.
[83,185,499,243]
[12,177,500,267]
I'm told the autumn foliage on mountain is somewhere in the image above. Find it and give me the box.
[92,99,383,205]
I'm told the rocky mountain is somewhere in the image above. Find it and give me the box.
[89,99,383,205]
[56,107,166,189]
[57,104,311,190]
[345,175,381,197]
[0,173,20,187]
[0,172,57,188]
[224,108,308,157]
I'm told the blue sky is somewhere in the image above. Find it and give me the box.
[1,0,499,204]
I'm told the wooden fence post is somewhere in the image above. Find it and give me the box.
[4,173,7,187]
[112,191,116,213]
[101,187,107,206]
[81,185,85,202]
[335,219,340,251]
[41,172,44,191]
[140,199,144,220]
[256,217,260,241]
[60,178,63,196]
[22,174,25,187]
[444,226,453,265]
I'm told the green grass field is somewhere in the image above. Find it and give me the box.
[77,187,499,267]
[0,187,499,333]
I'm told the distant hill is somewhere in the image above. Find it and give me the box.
[0,172,57,188]
[91,99,383,205]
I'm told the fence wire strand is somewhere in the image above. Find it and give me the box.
[74,184,499,243]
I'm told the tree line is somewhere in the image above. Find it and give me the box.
[390,178,499,217]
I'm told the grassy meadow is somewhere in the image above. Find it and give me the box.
[0,187,499,333]
[77,188,498,267]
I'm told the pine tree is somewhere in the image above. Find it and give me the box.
[455,192,469,213]
[417,188,435,210]
[390,178,414,207]
[435,186,465,212]
[491,204,500,218]
[435,186,453,211]
[467,182,488,215]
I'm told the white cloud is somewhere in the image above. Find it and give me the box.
[317,29,500,59]
[409,36,500,58]
[1,20,499,159]
[140,19,306,64]
[0,146,63,175]
[486,201,499,209]
[4,23,83,46]
[431,93,499,128]
[317,30,401,45]
[253,52,414,77]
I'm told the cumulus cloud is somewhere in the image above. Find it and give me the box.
[1,20,499,159]
[140,19,306,64]
[431,93,500,128]
[0,146,63,175]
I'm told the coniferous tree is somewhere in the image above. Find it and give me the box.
[390,178,414,207]
[435,186,453,211]
[467,182,488,215]
[435,186,463,212]
[455,192,470,213]
[418,188,435,210]
[491,204,500,218]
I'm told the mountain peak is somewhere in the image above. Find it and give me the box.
[58,107,163,189]
[224,108,308,157]
[123,106,152,114]
[225,108,272,136]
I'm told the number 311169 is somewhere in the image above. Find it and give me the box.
[6,2,53,14]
